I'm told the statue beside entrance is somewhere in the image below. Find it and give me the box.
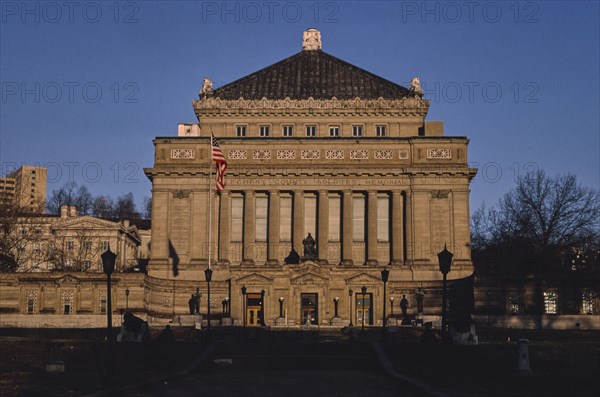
[302,233,317,261]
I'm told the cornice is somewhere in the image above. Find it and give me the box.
[193,96,430,117]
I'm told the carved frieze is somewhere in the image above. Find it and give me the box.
[228,150,247,160]
[350,150,369,160]
[431,190,450,199]
[172,189,191,199]
[325,150,344,160]
[427,148,452,159]
[170,149,195,159]
[253,150,271,160]
[277,150,296,160]
[399,149,409,160]
[301,150,320,159]
[374,150,393,160]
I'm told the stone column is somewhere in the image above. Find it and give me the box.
[341,190,353,266]
[292,190,304,255]
[243,191,255,264]
[318,190,329,263]
[219,191,231,264]
[268,190,280,264]
[191,189,209,266]
[367,191,379,266]
[391,190,403,265]
[404,190,414,265]
[149,190,169,268]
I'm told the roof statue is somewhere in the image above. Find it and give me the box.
[410,76,423,98]
[302,28,322,51]
[200,76,213,98]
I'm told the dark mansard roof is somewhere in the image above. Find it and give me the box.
[212,49,411,100]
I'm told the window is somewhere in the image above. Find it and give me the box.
[83,241,92,251]
[508,291,520,314]
[377,195,389,242]
[27,297,35,314]
[376,125,387,137]
[282,125,293,137]
[236,125,247,137]
[32,243,41,257]
[328,195,341,241]
[329,126,340,137]
[255,196,268,242]
[259,126,270,137]
[543,291,558,314]
[306,125,316,137]
[353,196,365,241]
[66,241,74,251]
[280,194,292,242]
[352,125,363,137]
[304,194,317,237]
[231,196,244,242]
[582,291,595,314]
[61,291,74,315]
[99,292,107,315]
[83,260,91,269]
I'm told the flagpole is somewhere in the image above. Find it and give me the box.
[208,138,213,270]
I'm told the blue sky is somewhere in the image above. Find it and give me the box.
[1,1,599,213]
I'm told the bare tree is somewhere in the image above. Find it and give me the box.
[46,182,78,214]
[143,196,152,220]
[74,185,93,215]
[472,169,600,312]
[92,195,115,219]
[114,192,138,220]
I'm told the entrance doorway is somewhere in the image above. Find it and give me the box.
[356,293,373,326]
[301,293,318,325]
[246,293,263,326]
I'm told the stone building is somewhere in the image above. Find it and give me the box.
[4,205,142,273]
[143,29,477,326]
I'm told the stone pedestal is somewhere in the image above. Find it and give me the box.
[330,317,345,327]
[275,317,286,326]
[177,314,202,326]
[387,317,398,326]
[220,317,233,326]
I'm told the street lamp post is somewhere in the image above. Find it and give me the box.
[204,268,213,331]
[390,296,395,317]
[225,297,230,317]
[333,297,339,318]
[260,290,266,326]
[241,285,247,327]
[101,248,117,343]
[279,297,284,318]
[348,289,354,326]
[437,245,453,344]
[381,268,389,328]
[487,289,492,325]
[125,287,130,311]
[222,299,227,316]
[361,286,367,332]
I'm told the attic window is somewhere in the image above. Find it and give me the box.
[236,126,247,137]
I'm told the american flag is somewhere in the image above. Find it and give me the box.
[211,134,227,191]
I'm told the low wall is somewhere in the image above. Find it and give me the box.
[0,312,148,329]
[473,314,600,330]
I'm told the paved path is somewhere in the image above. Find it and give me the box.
[123,342,420,397]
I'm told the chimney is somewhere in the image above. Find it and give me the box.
[68,206,78,217]
[60,205,68,218]
[123,220,130,228]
